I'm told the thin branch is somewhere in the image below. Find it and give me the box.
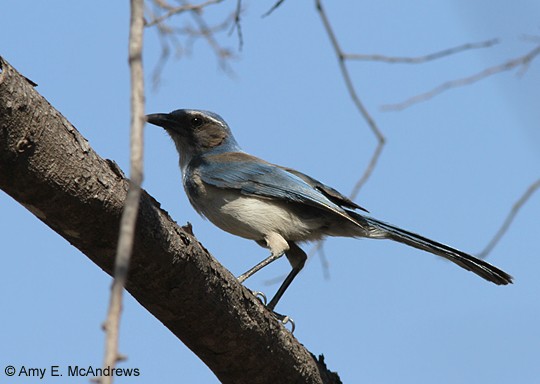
[147,0,237,84]
[313,241,331,280]
[229,0,244,50]
[315,0,385,199]
[151,22,174,89]
[521,34,540,44]
[145,0,224,27]
[313,0,385,280]
[315,1,384,144]
[263,0,287,17]
[478,179,540,259]
[349,140,384,201]
[345,39,499,63]
[186,0,236,73]
[382,44,540,111]
[101,0,145,382]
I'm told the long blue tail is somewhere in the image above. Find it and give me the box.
[347,211,513,285]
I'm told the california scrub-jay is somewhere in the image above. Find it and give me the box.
[147,109,512,311]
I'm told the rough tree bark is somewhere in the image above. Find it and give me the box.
[0,56,341,384]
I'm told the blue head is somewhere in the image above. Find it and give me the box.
[147,109,241,168]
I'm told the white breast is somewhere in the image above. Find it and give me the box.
[190,184,318,242]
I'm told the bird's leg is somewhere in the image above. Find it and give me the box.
[237,251,284,283]
[238,251,296,332]
[237,236,304,333]
[267,267,303,311]
[267,242,307,311]
[237,233,288,283]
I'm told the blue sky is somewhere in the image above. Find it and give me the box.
[1,1,539,383]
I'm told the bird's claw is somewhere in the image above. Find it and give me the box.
[252,291,267,306]
[272,311,295,333]
[249,291,295,332]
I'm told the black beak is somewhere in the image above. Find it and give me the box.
[146,113,173,129]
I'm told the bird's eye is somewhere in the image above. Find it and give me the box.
[191,117,203,128]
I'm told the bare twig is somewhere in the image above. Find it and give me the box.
[315,0,385,199]
[229,0,244,50]
[349,141,384,200]
[345,39,499,63]
[521,34,540,44]
[309,0,386,279]
[145,0,224,27]
[478,179,540,259]
[186,0,236,73]
[146,0,237,85]
[382,43,540,111]
[101,0,145,382]
[313,241,331,280]
[263,0,287,17]
[151,23,174,89]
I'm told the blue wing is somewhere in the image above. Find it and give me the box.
[194,152,362,224]
[280,166,369,212]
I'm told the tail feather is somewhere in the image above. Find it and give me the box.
[349,212,513,285]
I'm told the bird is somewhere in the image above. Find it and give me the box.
[146,109,513,312]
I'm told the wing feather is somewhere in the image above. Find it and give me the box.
[196,152,362,225]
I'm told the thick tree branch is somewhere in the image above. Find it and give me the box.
[0,57,341,384]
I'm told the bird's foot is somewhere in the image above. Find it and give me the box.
[249,291,295,332]
[251,291,267,306]
[272,311,295,333]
